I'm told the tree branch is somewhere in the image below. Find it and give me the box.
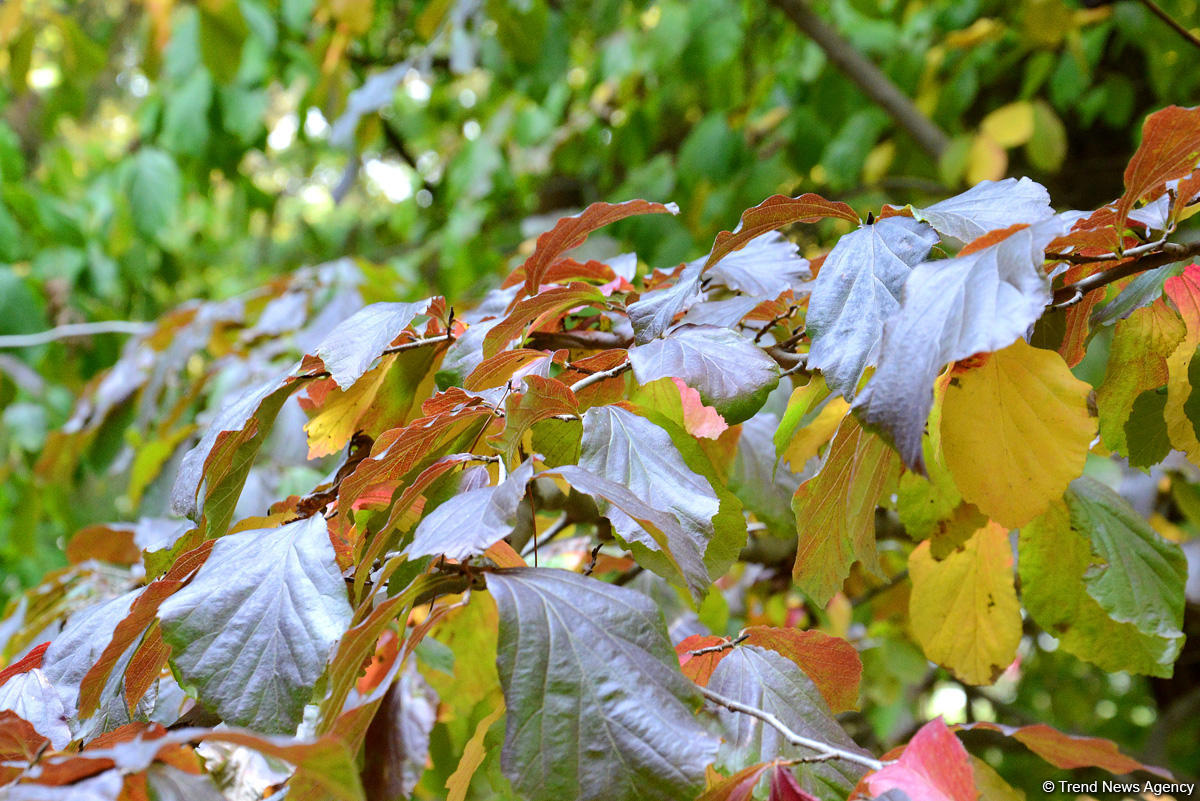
[1137,0,1200,51]
[698,685,886,771]
[1051,240,1200,306]
[568,360,631,393]
[0,321,152,349]
[767,0,950,159]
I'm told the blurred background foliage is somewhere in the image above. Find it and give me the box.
[1,0,1199,787]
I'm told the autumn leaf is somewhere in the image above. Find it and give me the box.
[1163,263,1200,461]
[1116,106,1200,232]
[940,339,1094,528]
[704,194,858,271]
[908,522,1021,685]
[865,718,976,801]
[792,416,898,606]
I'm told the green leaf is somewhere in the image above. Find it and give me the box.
[485,568,718,801]
[1065,477,1188,640]
[160,70,214,157]
[1020,500,1181,676]
[198,0,248,84]
[628,324,779,425]
[127,148,182,240]
[157,516,353,733]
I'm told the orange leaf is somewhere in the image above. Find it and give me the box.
[695,762,775,801]
[1117,106,1200,232]
[958,722,1170,778]
[741,627,862,713]
[675,634,728,686]
[0,642,49,688]
[483,283,607,358]
[706,194,858,270]
[519,200,678,295]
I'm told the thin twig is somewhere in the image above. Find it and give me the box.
[0,320,152,349]
[569,360,631,393]
[1137,0,1200,50]
[583,543,603,576]
[382,332,455,355]
[687,633,749,656]
[1046,227,1174,265]
[698,685,886,771]
[1051,240,1200,307]
[753,305,798,344]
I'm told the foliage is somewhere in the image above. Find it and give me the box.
[2,95,1199,800]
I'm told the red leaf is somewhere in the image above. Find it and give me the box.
[770,765,820,801]
[465,348,564,391]
[1117,105,1200,231]
[865,718,976,801]
[0,642,50,688]
[675,635,728,686]
[519,200,678,295]
[957,722,1170,778]
[706,194,858,270]
[958,223,1029,257]
[696,762,774,801]
[483,283,608,358]
[673,378,728,439]
[741,627,862,713]
[0,710,51,763]
[123,624,172,713]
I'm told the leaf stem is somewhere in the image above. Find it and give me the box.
[697,685,886,771]
[1137,0,1200,50]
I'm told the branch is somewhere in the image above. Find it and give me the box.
[528,329,632,350]
[568,360,631,393]
[382,332,455,354]
[687,633,749,656]
[767,0,950,159]
[0,321,152,349]
[1051,240,1200,306]
[1137,0,1200,51]
[698,685,886,771]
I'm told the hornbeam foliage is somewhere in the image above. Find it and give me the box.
[2,106,1199,800]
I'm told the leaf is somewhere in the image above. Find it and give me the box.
[806,217,940,398]
[706,645,867,797]
[696,762,774,801]
[740,627,862,714]
[854,217,1067,469]
[445,705,505,801]
[1064,477,1188,640]
[705,194,858,271]
[483,282,608,358]
[1116,106,1200,232]
[910,177,1053,244]
[865,718,975,801]
[157,516,353,733]
[908,522,1021,685]
[940,339,1093,527]
[485,568,718,801]
[408,459,534,559]
[792,416,898,606]
[1020,501,1180,676]
[490,375,580,461]
[1125,389,1172,468]
[729,413,799,535]
[1096,300,1183,455]
[361,665,437,801]
[520,200,679,295]
[169,371,298,533]
[629,261,703,343]
[771,765,822,801]
[197,0,247,84]
[958,721,1170,777]
[578,406,719,596]
[540,464,707,596]
[705,231,811,297]
[1163,263,1200,461]
[127,148,181,239]
[981,101,1034,148]
[0,669,70,749]
[313,300,432,389]
[628,324,780,425]
[675,635,728,686]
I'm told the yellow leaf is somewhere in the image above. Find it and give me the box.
[965,134,1008,185]
[445,704,504,801]
[1163,266,1200,461]
[981,101,1035,148]
[303,355,393,458]
[782,396,849,470]
[909,522,1021,685]
[941,339,1094,528]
